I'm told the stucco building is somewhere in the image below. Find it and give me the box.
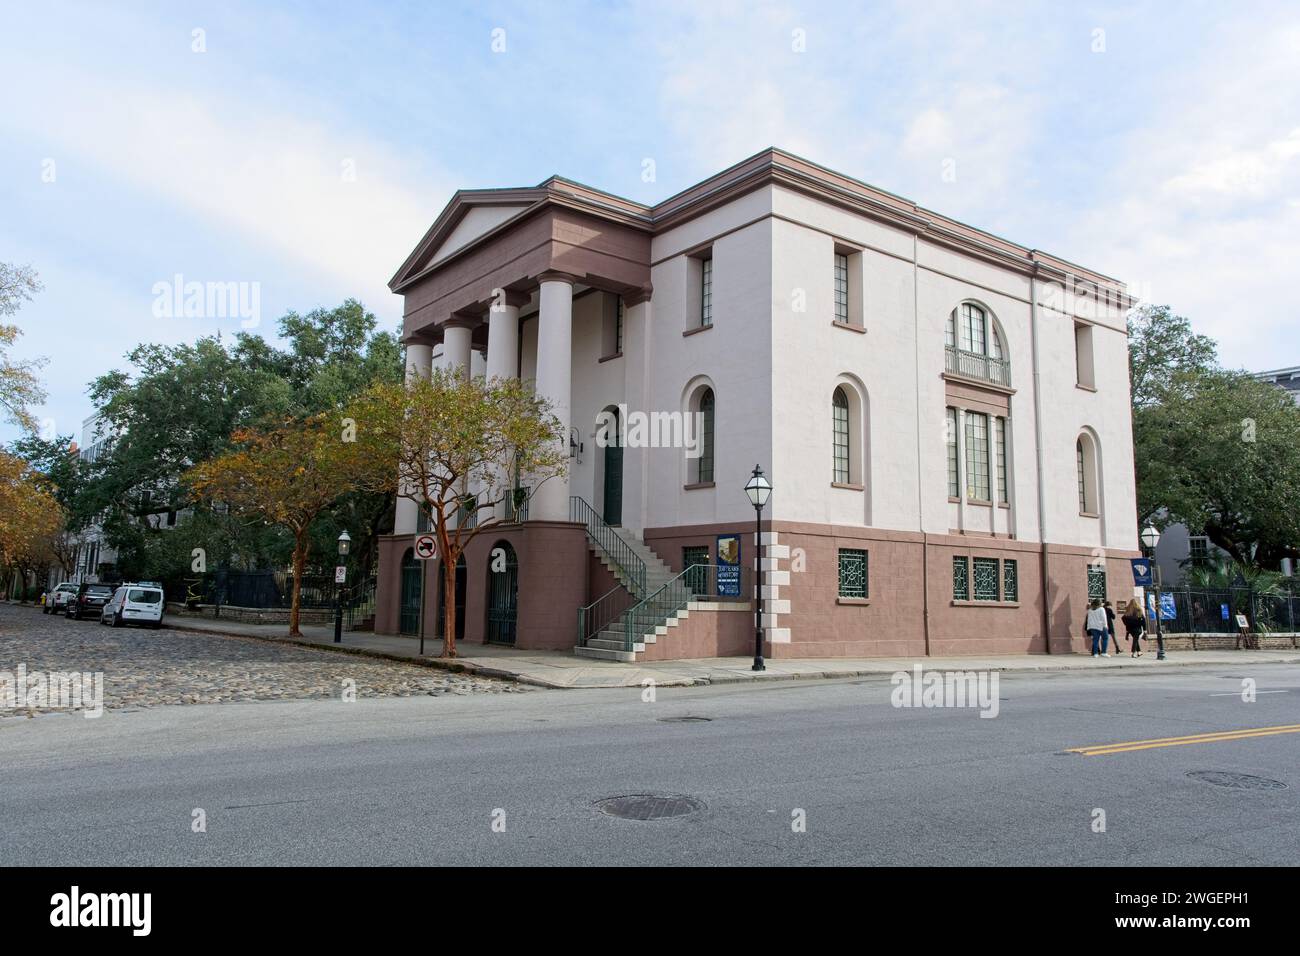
[374,148,1140,660]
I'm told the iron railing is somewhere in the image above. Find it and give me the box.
[945,345,1011,387]
[620,563,750,652]
[1153,586,1300,638]
[569,496,646,596]
[344,575,378,630]
[577,584,638,647]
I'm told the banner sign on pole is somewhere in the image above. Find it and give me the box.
[716,534,741,597]
[1130,558,1154,588]
[1145,592,1176,621]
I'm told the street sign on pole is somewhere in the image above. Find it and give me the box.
[334,565,346,584]
[414,534,437,560]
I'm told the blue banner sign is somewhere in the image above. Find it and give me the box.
[1130,558,1154,587]
[716,534,741,597]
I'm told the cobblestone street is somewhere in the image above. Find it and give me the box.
[0,603,530,718]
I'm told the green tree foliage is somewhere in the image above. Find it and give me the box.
[80,299,400,581]
[1130,304,1300,570]
[0,262,48,432]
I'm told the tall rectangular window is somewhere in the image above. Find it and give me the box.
[833,253,849,324]
[946,407,959,498]
[615,296,624,354]
[700,257,713,327]
[1190,536,1208,569]
[1077,442,1088,512]
[833,388,850,483]
[838,549,868,598]
[965,411,990,501]
[959,302,986,354]
[994,416,1008,504]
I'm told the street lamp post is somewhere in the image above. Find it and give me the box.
[334,530,351,644]
[1140,525,1165,660]
[744,465,772,672]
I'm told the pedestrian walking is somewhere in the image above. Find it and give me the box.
[1121,599,1146,657]
[1103,600,1117,651]
[1085,599,1110,657]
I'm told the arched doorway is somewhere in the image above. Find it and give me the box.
[602,406,623,526]
[436,555,467,642]
[398,548,420,635]
[486,542,519,645]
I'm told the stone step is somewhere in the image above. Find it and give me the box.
[574,645,638,663]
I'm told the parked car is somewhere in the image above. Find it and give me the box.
[98,584,165,629]
[66,583,116,620]
[43,582,78,615]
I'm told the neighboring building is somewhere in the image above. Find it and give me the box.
[1253,365,1300,406]
[375,148,1140,659]
[56,414,119,586]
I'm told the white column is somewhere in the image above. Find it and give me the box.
[485,295,522,382]
[394,341,433,534]
[531,274,574,521]
[442,320,473,379]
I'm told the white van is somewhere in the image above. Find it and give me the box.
[100,584,165,629]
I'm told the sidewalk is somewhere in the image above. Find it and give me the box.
[163,614,1300,689]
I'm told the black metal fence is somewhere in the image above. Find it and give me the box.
[1155,586,1300,634]
[166,570,343,610]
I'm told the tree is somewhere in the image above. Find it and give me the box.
[1127,304,1218,409]
[186,412,394,636]
[0,450,63,596]
[1137,368,1300,567]
[0,262,48,432]
[353,370,567,657]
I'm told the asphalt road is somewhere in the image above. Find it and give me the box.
[2,660,1297,865]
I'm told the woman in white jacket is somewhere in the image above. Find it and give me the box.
[1085,599,1111,657]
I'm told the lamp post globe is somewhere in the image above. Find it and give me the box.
[1139,525,1166,661]
[745,465,772,672]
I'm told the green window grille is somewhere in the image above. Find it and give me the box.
[1002,559,1018,602]
[683,546,709,596]
[973,557,999,601]
[1087,565,1107,601]
[953,556,969,601]
[700,257,713,327]
[838,549,868,598]
[946,407,959,498]
[833,253,849,323]
[833,387,850,483]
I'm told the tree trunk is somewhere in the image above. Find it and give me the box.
[442,548,458,658]
[289,533,307,637]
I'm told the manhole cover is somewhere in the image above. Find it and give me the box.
[595,794,706,820]
[657,716,712,723]
[1186,771,1287,791]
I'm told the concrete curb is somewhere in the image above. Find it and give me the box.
[163,623,523,685]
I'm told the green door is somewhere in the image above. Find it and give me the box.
[398,549,420,635]
[603,409,623,526]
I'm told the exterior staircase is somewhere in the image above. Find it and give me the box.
[570,496,741,662]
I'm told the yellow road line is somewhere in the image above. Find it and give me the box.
[1068,724,1300,756]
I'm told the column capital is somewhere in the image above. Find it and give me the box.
[537,270,579,287]
[400,332,438,347]
[443,313,480,331]
[498,289,532,309]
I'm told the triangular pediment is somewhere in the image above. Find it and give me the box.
[390,188,544,291]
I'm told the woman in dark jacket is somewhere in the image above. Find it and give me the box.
[1121,599,1146,657]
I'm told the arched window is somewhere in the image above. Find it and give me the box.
[1077,433,1100,515]
[832,386,850,483]
[696,388,715,483]
[946,302,1008,385]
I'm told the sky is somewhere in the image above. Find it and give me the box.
[2,0,1298,445]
